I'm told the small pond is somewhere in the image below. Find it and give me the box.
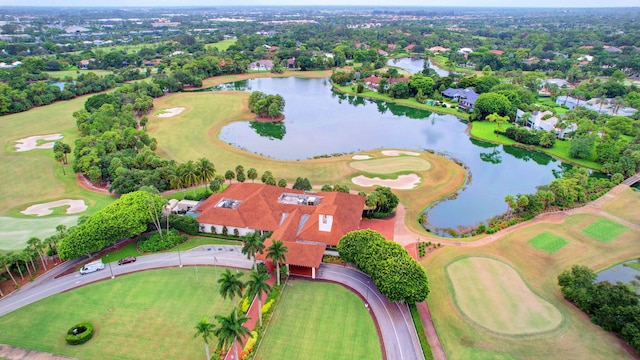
[387,57,449,77]
[215,77,568,234]
[597,259,640,294]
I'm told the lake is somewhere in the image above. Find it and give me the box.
[597,259,640,294]
[387,57,449,77]
[216,77,567,234]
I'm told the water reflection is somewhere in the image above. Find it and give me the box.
[216,77,566,232]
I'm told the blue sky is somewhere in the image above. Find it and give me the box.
[1,0,638,7]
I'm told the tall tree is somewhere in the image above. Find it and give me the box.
[246,271,272,327]
[224,170,235,184]
[181,160,200,197]
[241,233,265,271]
[213,309,251,360]
[218,269,244,314]
[247,168,258,183]
[196,158,215,193]
[266,240,288,286]
[0,253,18,287]
[26,237,47,271]
[193,317,214,360]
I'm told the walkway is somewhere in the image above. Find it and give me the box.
[0,345,78,360]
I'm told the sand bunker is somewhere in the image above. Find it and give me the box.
[157,107,185,118]
[382,150,420,157]
[14,134,63,152]
[21,199,88,217]
[352,155,372,160]
[352,174,421,190]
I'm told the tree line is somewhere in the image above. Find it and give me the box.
[558,265,640,353]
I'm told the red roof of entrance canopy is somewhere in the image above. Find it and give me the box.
[256,238,326,269]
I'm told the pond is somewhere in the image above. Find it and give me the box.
[597,259,640,294]
[216,77,568,234]
[387,57,449,77]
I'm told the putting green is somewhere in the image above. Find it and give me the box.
[447,257,562,335]
[349,157,431,174]
[528,232,569,254]
[582,218,627,242]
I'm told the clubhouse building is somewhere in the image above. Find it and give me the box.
[196,183,366,278]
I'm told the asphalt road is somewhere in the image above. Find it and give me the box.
[0,246,424,360]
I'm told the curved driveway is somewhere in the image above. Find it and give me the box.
[0,245,423,360]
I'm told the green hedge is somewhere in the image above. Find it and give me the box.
[138,229,187,252]
[65,322,94,345]
[408,304,434,360]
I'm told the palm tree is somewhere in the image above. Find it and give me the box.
[167,162,184,190]
[246,271,271,327]
[20,250,33,278]
[213,309,251,360]
[218,269,244,314]
[242,233,265,271]
[196,158,216,193]
[0,253,18,287]
[181,160,200,197]
[193,317,214,360]
[266,240,288,286]
[26,237,47,271]
[11,252,24,280]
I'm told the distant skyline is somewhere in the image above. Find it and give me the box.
[0,0,639,8]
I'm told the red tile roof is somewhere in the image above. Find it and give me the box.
[404,44,416,51]
[489,49,504,55]
[256,238,326,268]
[197,183,365,247]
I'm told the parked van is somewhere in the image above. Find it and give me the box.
[80,260,105,275]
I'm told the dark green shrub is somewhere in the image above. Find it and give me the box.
[222,226,228,236]
[163,214,198,235]
[138,229,187,252]
[65,322,94,345]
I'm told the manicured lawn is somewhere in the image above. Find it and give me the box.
[46,69,113,80]
[0,267,241,360]
[446,256,562,335]
[469,121,603,170]
[205,39,237,51]
[349,156,431,174]
[424,211,640,359]
[468,121,516,146]
[528,232,569,254]
[332,83,470,120]
[255,280,382,360]
[582,218,627,242]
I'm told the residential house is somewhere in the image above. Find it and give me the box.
[387,44,396,51]
[442,87,480,111]
[248,59,274,71]
[428,46,450,54]
[378,49,388,56]
[515,110,576,138]
[404,44,416,52]
[79,59,90,69]
[489,49,504,56]
[286,57,296,69]
[196,183,365,278]
[556,96,638,117]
